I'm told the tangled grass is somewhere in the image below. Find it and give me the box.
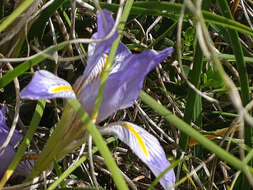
[1,0,253,189]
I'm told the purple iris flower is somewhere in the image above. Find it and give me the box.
[0,106,33,178]
[20,9,175,189]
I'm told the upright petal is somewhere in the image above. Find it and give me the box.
[20,70,76,100]
[79,48,173,123]
[101,122,175,189]
[95,9,117,40]
[76,42,131,94]
[84,9,117,77]
[83,9,131,81]
[87,9,118,58]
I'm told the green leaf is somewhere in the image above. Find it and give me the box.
[139,91,253,175]
[67,99,129,190]
[205,65,224,89]
[0,100,46,188]
[28,0,69,40]
[48,137,116,190]
[100,2,253,37]
[0,0,34,33]
[0,42,67,88]
[183,27,195,48]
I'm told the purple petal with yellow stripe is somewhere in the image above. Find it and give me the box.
[79,48,173,123]
[101,121,175,189]
[20,70,76,100]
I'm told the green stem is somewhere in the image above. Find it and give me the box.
[139,91,253,174]
[217,0,251,187]
[92,0,134,118]
[47,137,116,190]
[217,0,251,137]
[180,40,204,150]
[0,0,34,33]
[67,99,129,190]
[0,100,46,188]
[27,103,74,179]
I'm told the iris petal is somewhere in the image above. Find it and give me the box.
[96,9,117,40]
[0,106,27,178]
[0,106,22,148]
[0,106,7,128]
[20,70,76,100]
[102,121,175,189]
[14,153,37,177]
[0,146,16,178]
[83,9,117,78]
[83,9,131,81]
[83,42,131,85]
[79,48,173,123]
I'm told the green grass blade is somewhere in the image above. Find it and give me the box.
[67,99,129,190]
[217,0,252,188]
[146,21,177,49]
[0,100,46,188]
[0,0,34,33]
[216,0,251,105]
[139,91,253,174]
[180,41,204,150]
[0,42,67,88]
[53,161,67,188]
[217,0,251,142]
[28,0,68,40]
[92,0,134,120]
[48,137,116,190]
[100,2,253,37]
[182,53,253,63]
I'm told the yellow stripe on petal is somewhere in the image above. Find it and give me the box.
[121,123,149,158]
[50,85,73,93]
[99,54,109,78]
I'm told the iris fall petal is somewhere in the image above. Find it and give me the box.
[20,70,76,100]
[102,121,175,189]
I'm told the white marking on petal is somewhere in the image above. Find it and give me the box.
[89,54,107,81]
[120,123,149,158]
